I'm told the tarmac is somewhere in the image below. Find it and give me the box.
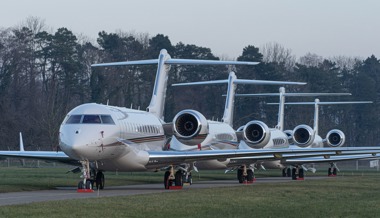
[0,176,328,206]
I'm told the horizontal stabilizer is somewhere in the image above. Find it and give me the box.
[92,59,259,67]
[267,101,373,105]
[235,93,351,97]
[173,79,306,87]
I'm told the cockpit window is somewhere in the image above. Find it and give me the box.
[83,115,101,124]
[65,114,115,125]
[101,115,115,124]
[66,115,82,124]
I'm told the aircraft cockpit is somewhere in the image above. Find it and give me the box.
[65,115,115,125]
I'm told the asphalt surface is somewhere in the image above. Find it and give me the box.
[0,176,328,206]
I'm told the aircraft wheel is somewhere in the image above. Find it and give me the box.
[333,168,337,176]
[237,169,244,183]
[287,168,292,177]
[78,181,84,189]
[96,172,105,190]
[183,172,192,185]
[164,171,171,189]
[328,168,332,176]
[292,168,297,180]
[175,171,183,186]
[299,168,304,178]
[282,168,286,177]
[85,180,93,190]
[247,169,254,182]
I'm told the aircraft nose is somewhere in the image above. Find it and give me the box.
[59,128,93,159]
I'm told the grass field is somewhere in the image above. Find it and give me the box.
[0,164,380,217]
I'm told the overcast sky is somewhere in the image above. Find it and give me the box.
[1,0,379,59]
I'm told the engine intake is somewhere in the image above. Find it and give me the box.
[292,124,315,148]
[172,109,208,145]
[326,129,345,147]
[241,121,271,149]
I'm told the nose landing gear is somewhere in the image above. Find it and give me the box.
[77,160,105,192]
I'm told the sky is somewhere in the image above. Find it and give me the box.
[1,0,379,59]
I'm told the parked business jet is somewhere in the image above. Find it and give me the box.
[267,98,372,178]
[172,77,374,183]
[0,49,378,190]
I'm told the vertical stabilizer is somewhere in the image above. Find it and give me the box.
[19,132,24,152]
[146,49,171,120]
[313,99,320,135]
[222,72,237,126]
[276,87,286,131]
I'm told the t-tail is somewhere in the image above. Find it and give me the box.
[236,88,352,132]
[270,98,373,147]
[92,49,260,121]
[172,72,306,127]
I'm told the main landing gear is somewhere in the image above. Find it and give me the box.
[282,166,305,180]
[164,166,192,189]
[328,163,338,177]
[291,166,305,180]
[237,165,255,184]
[77,160,105,192]
[282,167,292,177]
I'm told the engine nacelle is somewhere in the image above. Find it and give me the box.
[325,129,345,147]
[292,124,315,148]
[172,109,209,146]
[241,121,271,149]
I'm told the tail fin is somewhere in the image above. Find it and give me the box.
[173,75,305,126]
[92,49,259,120]
[19,132,24,152]
[237,90,351,131]
[268,99,373,134]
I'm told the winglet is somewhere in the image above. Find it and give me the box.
[19,132,25,152]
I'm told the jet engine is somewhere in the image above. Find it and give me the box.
[240,121,271,149]
[325,129,345,147]
[172,109,209,146]
[292,124,315,148]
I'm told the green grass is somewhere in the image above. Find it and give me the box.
[0,165,380,217]
[1,175,380,217]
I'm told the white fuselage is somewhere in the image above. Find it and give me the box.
[59,103,166,171]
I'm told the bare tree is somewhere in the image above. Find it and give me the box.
[329,55,362,71]
[261,42,296,70]
[299,52,323,67]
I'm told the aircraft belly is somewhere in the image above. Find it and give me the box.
[97,150,150,172]
[261,160,284,169]
[195,159,230,170]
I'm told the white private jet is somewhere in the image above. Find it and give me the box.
[266,98,372,178]
[0,49,379,190]
[172,76,375,183]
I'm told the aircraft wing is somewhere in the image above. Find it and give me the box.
[0,147,379,168]
[282,153,380,164]
[0,151,77,165]
[145,147,380,166]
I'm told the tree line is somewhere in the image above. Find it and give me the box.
[0,18,379,150]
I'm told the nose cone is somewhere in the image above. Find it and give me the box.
[60,127,88,160]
